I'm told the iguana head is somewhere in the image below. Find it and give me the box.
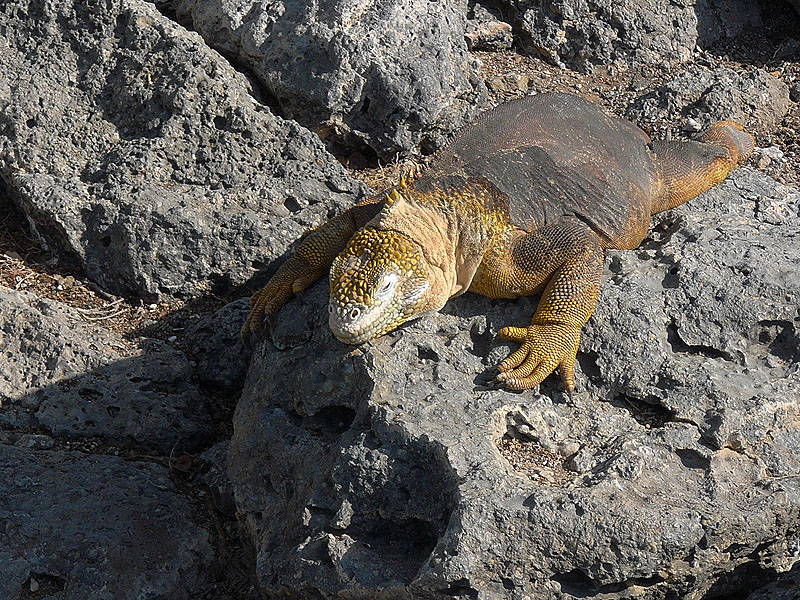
[328,227,440,344]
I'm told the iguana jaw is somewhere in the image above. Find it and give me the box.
[328,228,446,344]
[328,279,431,344]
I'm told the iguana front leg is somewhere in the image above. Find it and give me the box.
[470,219,604,392]
[242,199,383,342]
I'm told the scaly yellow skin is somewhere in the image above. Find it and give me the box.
[242,105,753,393]
[328,226,432,343]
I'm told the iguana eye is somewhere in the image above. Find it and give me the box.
[374,273,399,299]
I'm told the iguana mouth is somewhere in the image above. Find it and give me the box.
[328,281,430,344]
[328,300,407,344]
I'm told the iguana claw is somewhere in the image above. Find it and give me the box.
[495,323,580,392]
[241,262,314,344]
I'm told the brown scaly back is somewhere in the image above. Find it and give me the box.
[424,93,658,247]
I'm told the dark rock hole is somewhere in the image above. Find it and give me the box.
[610,392,674,428]
[304,405,356,436]
[468,320,493,357]
[661,265,680,289]
[577,350,602,383]
[501,577,515,591]
[442,579,479,598]
[553,569,598,598]
[753,319,800,363]
[78,387,103,402]
[667,322,733,361]
[213,115,228,130]
[554,569,665,597]
[101,235,111,248]
[360,97,371,114]
[106,405,121,418]
[676,448,710,470]
[418,346,439,362]
[27,573,66,594]
[284,196,302,213]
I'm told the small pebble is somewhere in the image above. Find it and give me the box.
[488,76,508,93]
[682,118,702,132]
[507,73,530,92]
[30,578,39,593]
[168,335,177,342]
[558,440,580,457]
[761,146,784,161]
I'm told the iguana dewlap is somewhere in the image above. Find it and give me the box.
[242,93,753,392]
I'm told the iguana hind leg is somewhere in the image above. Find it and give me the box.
[651,120,754,214]
[242,199,382,342]
[471,219,604,392]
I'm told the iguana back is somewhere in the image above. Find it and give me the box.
[425,92,657,245]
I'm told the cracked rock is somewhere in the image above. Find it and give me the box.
[162,0,489,158]
[0,444,213,600]
[232,167,800,598]
[626,67,791,131]
[0,0,365,301]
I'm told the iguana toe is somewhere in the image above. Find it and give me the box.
[241,276,300,343]
[496,323,580,392]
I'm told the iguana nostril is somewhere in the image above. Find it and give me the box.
[350,307,361,320]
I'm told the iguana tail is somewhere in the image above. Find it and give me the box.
[650,121,754,214]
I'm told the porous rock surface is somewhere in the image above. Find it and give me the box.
[0,287,213,453]
[505,0,763,71]
[0,443,213,600]
[230,167,800,599]
[0,0,365,301]
[627,67,791,131]
[163,0,489,158]
[465,3,514,52]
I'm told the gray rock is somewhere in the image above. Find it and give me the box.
[0,0,365,301]
[506,0,763,71]
[627,67,790,131]
[761,146,785,161]
[0,287,213,453]
[164,0,489,158]
[745,565,800,600]
[183,298,250,394]
[229,167,800,598]
[199,440,236,518]
[0,444,213,600]
[466,3,514,52]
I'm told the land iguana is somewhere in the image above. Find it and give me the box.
[242,92,753,392]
